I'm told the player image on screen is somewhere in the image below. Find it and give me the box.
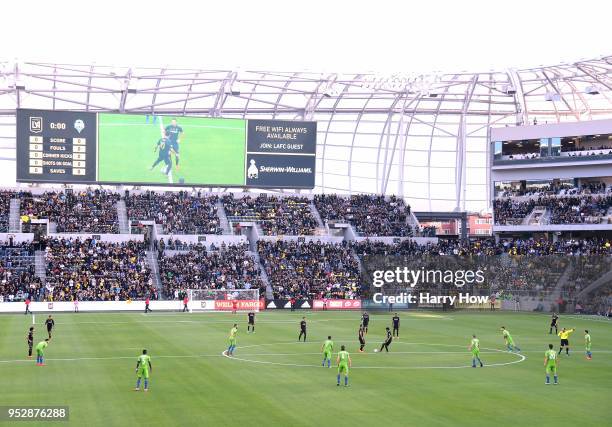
[150,135,173,182]
[165,119,184,169]
[97,113,246,186]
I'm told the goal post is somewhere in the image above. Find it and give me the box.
[186,289,261,313]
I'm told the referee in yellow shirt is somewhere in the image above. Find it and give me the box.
[558,327,575,356]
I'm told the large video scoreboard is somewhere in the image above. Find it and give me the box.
[16,109,316,189]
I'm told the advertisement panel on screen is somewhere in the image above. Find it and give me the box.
[16,109,316,189]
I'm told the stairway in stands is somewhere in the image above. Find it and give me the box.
[407,211,421,235]
[116,200,130,234]
[250,250,272,299]
[34,250,47,283]
[145,250,163,298]
[548,262,573,304]
[577,269,612,300]
[523,207,547,225]
[8,198,21,232]
[216,200,232,234]
[309,201,324,227]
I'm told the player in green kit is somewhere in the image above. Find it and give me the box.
[501,326,521,352]
[227,324,238,356]
[336,345,352,387]
[584,330,592,360]
[321,336,334,368]
[134,349,152,391]
[544,344,558,385]
[469,334,484,367]
[35,338,49,366]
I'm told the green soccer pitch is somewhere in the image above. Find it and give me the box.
[0,311,610,427]
[97,114,246,186]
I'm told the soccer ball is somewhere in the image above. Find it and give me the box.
[374,349,378,353]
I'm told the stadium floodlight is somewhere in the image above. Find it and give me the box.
[321,83,339,98]
[501,84,516,95]
[544,92,561,101]
[584,85,600,95]
[226,81,243,96]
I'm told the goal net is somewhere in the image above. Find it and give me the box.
[186,288,260,313]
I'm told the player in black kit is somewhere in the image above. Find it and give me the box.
[361,312,370,334]
[27,326,34,358]
[549,312,559,334]
[247,311,256,333]
[298,317,307,342]
[358,324,366,352]
[165,119,184,169]
[45,315,55,339]
[150,136,172,175]
[392,312,400,337]
[379,327,393,352]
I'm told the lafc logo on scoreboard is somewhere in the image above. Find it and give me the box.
[29,117,43,133]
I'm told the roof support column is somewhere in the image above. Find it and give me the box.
[455,76,477,211]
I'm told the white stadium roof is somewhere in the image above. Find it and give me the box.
[0,57,611,211]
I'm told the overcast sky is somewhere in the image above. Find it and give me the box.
[2,0,610,73]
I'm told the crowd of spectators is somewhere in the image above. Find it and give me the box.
[353,237,612,258]
[504,152,540,160]
[0,242,39,302]
[497,182,609,198]
[1,234,610,304]
[0,191,16,232]
[353,237,611,296]
[314,194,412,236]
[21,190,120,233]
[44,238,154,301]
[126,191,221,235]
[562,253,612,299]
[563,144,612,156]
[223,194,317,235]
[258,240,361,300]
[543,195,612,224]
[494,194,612,225]
[158,243,264,298]
[493,199,537,225]
[577,285,612,317]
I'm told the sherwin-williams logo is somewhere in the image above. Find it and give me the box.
[247,159,259,179]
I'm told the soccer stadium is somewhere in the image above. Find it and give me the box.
[0,2,611,426]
